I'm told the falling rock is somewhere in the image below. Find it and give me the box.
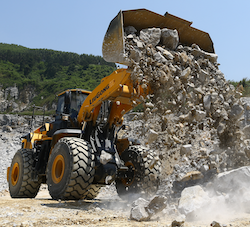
[130,198,150,221]
[145,102,154,108]
[191,48,218,63]
[229,104,244,120]
[140,28,161,46]
[179,113,192,122]
[194,87,204,95]
[180,144,193,156]
[217,122,226,135]
[179,171,204,182]
[203,94,212,111]
[200,164,209,172]
[158,69,169,85]
[244,146,250,159]
[191,48,204,58]
[161,28,179,50]
[130,48,141,62]
[154,52,167,63]
[147,129,159,144]
[243,125,250,139]
[178,185,209,217]
[136,41,144,49]
[180,52,190,66]
[173,135,183,144]
[203,51,218,63]
[145,195,167,218]
[194,110,206,122]
[180,67,191,80]
[198,69,209,83]
[100,150,113,165]
[156,46,174,60]
[127,34,134,39]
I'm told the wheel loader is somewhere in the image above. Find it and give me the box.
[7,9,214,200]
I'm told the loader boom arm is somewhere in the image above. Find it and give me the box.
[77,68,148,126]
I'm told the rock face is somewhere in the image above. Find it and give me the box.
[0,84,36,112]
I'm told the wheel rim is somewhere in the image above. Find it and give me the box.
[52,154,65,184]
[121,161,135,187]
[11,162,19,186]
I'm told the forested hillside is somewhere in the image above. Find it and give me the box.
[229,78,250,97]
[0,43,116,110]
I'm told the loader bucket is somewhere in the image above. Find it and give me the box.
[102,9,214,65]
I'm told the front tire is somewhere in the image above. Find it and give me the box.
[8,149,41,198]
[84,184,102,199]
[46,137,95,200]
[116,146,161,200]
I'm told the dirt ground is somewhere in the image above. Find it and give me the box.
[1,187,250,227]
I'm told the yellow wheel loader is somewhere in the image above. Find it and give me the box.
[7,9,213,200]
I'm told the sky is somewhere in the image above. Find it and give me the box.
[0,0,249,82]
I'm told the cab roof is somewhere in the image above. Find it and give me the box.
[57,89,92,97]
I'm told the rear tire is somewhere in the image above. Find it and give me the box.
[9,149,41,198]
[116,146,161,200]
[46,137,95,200]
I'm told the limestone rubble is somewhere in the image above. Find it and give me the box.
[122,25,250,223]
[121,25,250,174]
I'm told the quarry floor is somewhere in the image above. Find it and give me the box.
[1,187,250,227]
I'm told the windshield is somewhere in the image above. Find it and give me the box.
[56,91,89,120]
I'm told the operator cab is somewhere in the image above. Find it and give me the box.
[56,89,91,121]
[46,89,91,136]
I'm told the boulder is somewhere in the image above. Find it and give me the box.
[178,185,209,216]
[243,125,250,139]
[140,28,161,46]
[124,26,137,35]
[161,28,179,50]
[180,67,191,80]
[203,95,212,111]
[156,46,174,60]
[198,69,209,83]
[179,171,204,182]
[180,144,193,156]
[145,195,167,218]
[194,110,206,122]
[130,196,167,221]
[229,104,244,120]
[147,129,159,144]
[211,166,250,194]
[130,198,149,221]
[154,52,167,63]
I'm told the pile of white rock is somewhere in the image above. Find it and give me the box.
[122,25,249,172]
